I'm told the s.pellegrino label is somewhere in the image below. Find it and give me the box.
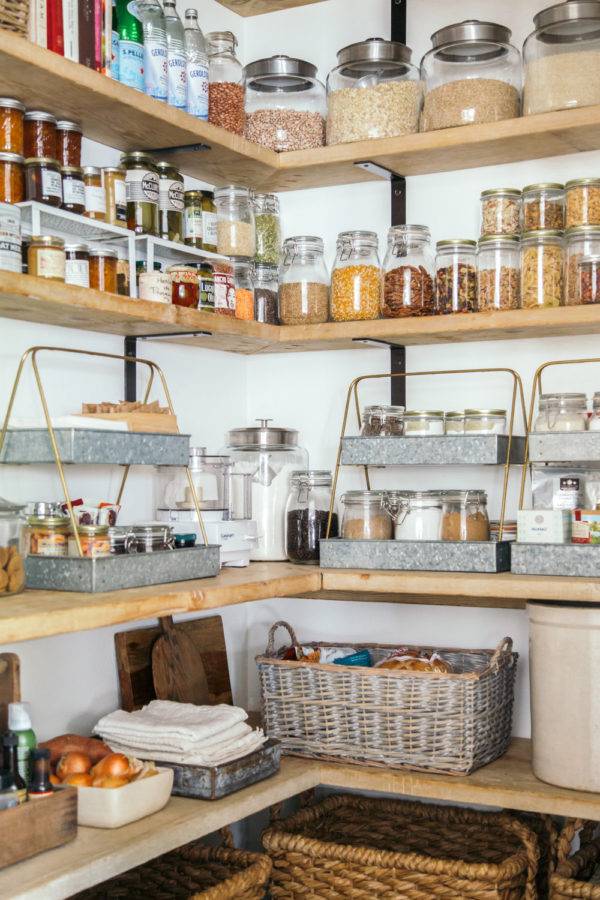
[145,42,168,101]
[119,40,144,92]
[186,61,208,119]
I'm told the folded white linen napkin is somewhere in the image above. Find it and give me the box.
[98,721,252,754]
[107,728,268,768]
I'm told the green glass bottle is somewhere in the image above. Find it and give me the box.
[117,0,144,92]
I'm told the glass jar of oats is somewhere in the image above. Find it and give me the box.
[520,229,564,308]
[566,178,600,227]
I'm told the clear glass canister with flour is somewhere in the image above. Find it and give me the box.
[224,419,308,560]
[533,393,588,432]
[523,1,600,115]
[389,491,443,541]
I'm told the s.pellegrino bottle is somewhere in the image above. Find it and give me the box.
[137,0,168,101]
[164,0,186,110]
[117,0,144,92]
[184,9,208,120]
[111,0,120,81]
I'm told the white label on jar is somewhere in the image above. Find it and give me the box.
[186,61,208,119]
[184,207,202,240]
[41,168,62,200]
[85,184,106,214]
[126,169,159,204]
[37,248,66,279]
[114,178,127,221]
[139,272,172,303]
[168,52,186,109]
[62,177,85,207]
[35,534,68,556]
[65,258,90,287]
[0,209,20,240]
[144,41,168,101]
[202,210,217,246]
[160,178,184,212]
[0,238,21,272]
[214,270,234,310]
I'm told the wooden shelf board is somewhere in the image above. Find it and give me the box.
[216,0,327,15]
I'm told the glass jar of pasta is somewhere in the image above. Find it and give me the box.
[331,230,381,321]
[520,229,564,308]
[566,226,600,305]
[477,234,520,310]
[435,239,477,313]
[382,224,435,318]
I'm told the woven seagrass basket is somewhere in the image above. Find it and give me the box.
[262,794,539,900]
[0,0,28,36]
[550,819,600,899]
[257,620,517,775]
[74,839,272,900]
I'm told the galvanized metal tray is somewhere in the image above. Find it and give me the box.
[0,428,190,466]
[24,545,220,592]
[320,538,511,573]
[529,431,600,465]
[341,434,526,466]
[511,542,600,577]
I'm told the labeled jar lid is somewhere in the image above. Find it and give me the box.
[227,418,299,449]
[0,98,25,111]
[480,188,522,197]
[61,165,84,176]
[24,156,60,166]
[0,152,24,164]
[522,182,564,193]
[244,55,319,91]
[55,119,82,132]
[29,234,65,247]
[540,391,587,401]
[89,247,118,258]
[533,1,600,37]
[24,110,57,123]
[253,262,278,279]
[405,410,445,417]
[430,19,513,58]
[335,37,413,76]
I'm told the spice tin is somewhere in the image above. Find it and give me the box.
[0,201,21,273]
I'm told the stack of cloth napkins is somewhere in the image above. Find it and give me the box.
[94,700,267,767]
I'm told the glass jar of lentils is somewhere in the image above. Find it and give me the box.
[435,239,478,313]
[520,229,564,308]
[253,262,279,324]
[382,224,435,317]
[522,182,565,230]
[207,31,245,135]
[480,188,521,236]
[279,235,329,325]
[477,234,520,310]
[331,229,382,321]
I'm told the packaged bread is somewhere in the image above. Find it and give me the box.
[376,653,453,674]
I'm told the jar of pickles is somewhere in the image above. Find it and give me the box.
[382,224,435,318]
[522,183,565,231]
[566,226,600,305]
[477,234,520,310]
[232,256,254,320]
[331,230,381,321]
[89,248,118,293]
[361,405,404,436]
[340,490,392,540]
[24,111,57,159]
[0,99,24,155]
[25,157,62,207]
[121,152,159,235]
[167,265,199,308]
[103,167,127,228]
[55,120,82,167]
[61,166,85,214]
[279,236,329,325]
[520,229,564,308]
[253,192,280,264]
[480,188,521,236]
[0,152,24,203]
[435,240,477,313]
[157,162,184,242]
[566,178,600,228]
[83,166,106,221]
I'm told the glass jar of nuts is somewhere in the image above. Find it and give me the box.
[480,188,521,236]
[566,225,600,305]
[477,234,520,310]
[382,224,435,317]
[522,182,565,230]
[331,229,382,321]
[435,239,478,313]
[520,229,564,308]
[566,177,600,228]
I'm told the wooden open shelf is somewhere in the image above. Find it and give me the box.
[216,0,327,14]
[3,739,600,899]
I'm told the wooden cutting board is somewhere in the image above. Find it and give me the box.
[152,616,210,705]
[0,652,20,732]
[115,615,232,711]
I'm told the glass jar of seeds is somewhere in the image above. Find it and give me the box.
[331,230,381,321]
[285,470,337,564]
[279,235,329,325]
[435,239,478,313]
[382,224,435,317]
[253,261,279,324]
[477,234,520,310]
[214,185,255,257]
[207,31,245,135]
[253,192,281,265]
[520,229,564,308]
[480,188,521,236]
[522,183,565,231]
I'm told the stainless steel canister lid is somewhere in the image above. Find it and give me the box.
[226,418,299,449]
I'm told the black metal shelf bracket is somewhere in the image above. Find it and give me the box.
[123,331,213,401]
[148,142,211,155]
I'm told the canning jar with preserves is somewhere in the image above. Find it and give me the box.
[331,230,381,321]
[55,120,82,167]
[184,190,203,248]
[23,111,57,159]
[121,151,159,235]
[286,470,337,564]
[566,226,600,304]
[404,410,445,435]
[245,54,326,151]
[0,99,24,155]
[207,31,245,135]
[327,37,422,145]
[520,229,564,308]
[232,256,254,320]
[441,490,489,541]
[168,264,199,308]
[382,224,435,317]
[157,161,184,242]
[83,166,106,221]
[435,239,477,313]
[0,152,24,204]
[522,182,565,230]
[577,254,600,304]
[0,202,21,273]
[279,235,329,325]
[534,393,588,433]
[464,409,507,434]
[60,166,85,214]
[253,192,280,265]
[477,234,520,310]
[361,405,404,436]
[64,243,90,287]
[26,514,69,556]
[253,261,278,324]
[25,157,62,207]
[68,524,110,558]
[103,167,127,228]
[341,490,392,540]
[421,20,521,132]
[566,178,600,228]
[27,235,65,281]
[89,248,118,293]
[480,188,521,236]
[116,248,130,296]
[214,185,255,256]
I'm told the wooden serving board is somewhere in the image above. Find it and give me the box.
[115,615,232,711]
[0,652,20,733]
[79,412,178,433]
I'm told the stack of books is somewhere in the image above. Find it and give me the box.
[28,0,113,74]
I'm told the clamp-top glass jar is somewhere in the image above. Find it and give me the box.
[214,185,255,257]
[279,235,329,325]
[441,490,490,541]
[361,405,404,436]
[534,393,588,432]
[382,224,435,317]
[285,470,337,565]
[523,1,600,115]
[253,262,279,324]
[244,55,326,151]
[341,490,392,540]
[331,230,381,321]
[253,192,281,265]
[207,31,245,135]
[421,20,521,131]
[326,37,422,145]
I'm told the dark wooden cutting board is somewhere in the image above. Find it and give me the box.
[152,616,210,705]
[0,652,20,732]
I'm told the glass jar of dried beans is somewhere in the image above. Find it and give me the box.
[435,239,478,313]
[382,224,435,317]
[207,31,245,135]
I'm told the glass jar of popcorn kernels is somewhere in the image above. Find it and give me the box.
[331,230,381,321]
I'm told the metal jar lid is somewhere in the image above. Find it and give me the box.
[464,408,507,416]
[520,228,564,241]
[405,410,445,418]
[70,523,109,535]
[61,165,84,176]
[83,165,101,177]
[480,188,522,198]
[27,515,69,527]
[0,152,23,164]
[30,234,65,247]
[436,239,478,250]
[0,98,25,112]
[335,37,413,76]
[478,234,520,245]
[534,1,600,36]
[445,411,465,419]
[341,490,388,502]
[24,110,57,123]
[227,418,299,449]
[24,157,60,167]
[430,20,512,62]
[56,119,82,132]
[64,243,89,253]
[566,225,600,238]
[522,182,564,193]
[89,247,118,258]
[28,500,64,517]
[244,55,318,92]
[291,469,332,485]
[121,151,157,166]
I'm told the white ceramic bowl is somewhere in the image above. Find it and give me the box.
[75,768,174,828]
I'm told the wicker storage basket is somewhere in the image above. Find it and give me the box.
[74,840,272,899]
[550,819,600,899]
[0,0,28,35]
[257,621,517,775]
[262,794,539,899]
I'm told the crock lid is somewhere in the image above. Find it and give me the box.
[336,36,412,67]
[227,418,299,449]
[534,0,600,34]
[430,19,512,62]
[244,55,318,92]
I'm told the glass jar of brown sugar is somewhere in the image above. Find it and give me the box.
[60,165,85,214]
[25,157,62,207]
[0,99,25,155]
[0,152,24,203]
[83,166,106,221]
[167,264,199,307]
[24,111,57,159]
[28,235,65,281]
[89,247,118,292]
[55,120,82,167]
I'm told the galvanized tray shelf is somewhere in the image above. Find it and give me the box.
[320,538,511,574]
[25,544,220,592]
[528,431,600,465]
[511,543,600,577]
[0,428,190,467]
[341,435,526,467]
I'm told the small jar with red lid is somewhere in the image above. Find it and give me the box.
[24,111,57,159]
[55,120,82,167]
[0,98,25,155]
[25,157,62,207]
[0,152,24,203]
[167,265,199,307]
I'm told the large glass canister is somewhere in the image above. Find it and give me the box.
[207,31,245,135]
[285,470,337,565]
[340,490,393,540]
[520,229,564,308]
[224,419,308,560]
[244,55,326,151]
[157,161,184,243]
[121,151,159,235]
[440,490,490,541]
[0,497,26,594]
[214,185,255,257]
[326,37,422,145]
[331,229,381,322]
[477,234,521,310]
[420,20,521,131]
[435,239,478,313]
[279,235,329,325]
[253,192,281,265]
[382,224,435,318]
[566,225,600,304]
[523,0,600,115]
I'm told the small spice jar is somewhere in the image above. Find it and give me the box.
[566,178,600,227]
[0,152,24,203]
[331,229,381,321]
[103,167,127,228]
[392,491,442,541]
[520,229,564,308]
[232,256,254,320]
[480,188,521,236]
[27,235,65,280]
[382,224,435,318]
[0,99,24,155]
[534,393,588,433]
[214,185,255,256]
[89,247,118,292]
[253,192,281,264]
[340,490,392,540]
[577,254,600,305]
[253,262,278,323]
[286,470,337,564]
[404,410,445,435]
[83,166,106,221]
[55,120,82,167]
[522,182,565,230]
[361,404,404,436]
[445,412,464,434]
[441,490,490,542]
[26,514,69,556]
[0,202,21,273]
[64,243,90,287]
[207,31,245,135]
[157,161,184,242]
[25,157,62,207]
[121,151,159,235]
[435,239,478,313]
[23,111,57,159]
[68,524,110,558]
[566,225,600,305]
[139,269,171,303]
[464,409,507,434]
[477,234,521,310]
[198,262,215,310]
[167,264,199,308]
[213,260,235,315]
[279,235,329,325]
[60,165,85,214]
